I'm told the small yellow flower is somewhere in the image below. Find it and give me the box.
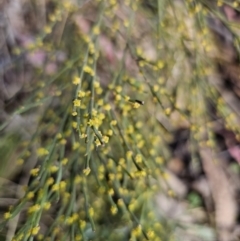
[153,85,159,92]
[103,104,111,111]
[76,235,81,241]
[4,212,11,220]
[51,184,58,192]
[117,198,124,206]
[72,76,81,85]
[233,1,239,8]
[124,20,129,27]
[99,113,105,120]
[165,107,171,115]
[139,60,145,67]
[44,202,51,210]
[87,119,94,126]
[95,139,101,147]
[74,175,82,184]
[94,82,100,88]
[72,111,77,116]
[78,90,86,98]
[31,226,40,235]
[108,188,114,195]
[37,148,49,157]
[88,57,94,64]
[79,220,86,229]
[115,94,121,101]
[132,225,142,237]
[108,84,114,90]
[107,129,113,136]
[60,139,67,145]
[126,151,133,158]
[80,133,87,139]
[162,172,169,180]
[84,65,93,75]
[155,157,164,164]
[157,61,164,69]
[135,154,142,163]
[80,104,87,109]
[56,133,62,139]
[13,47,21,55]
[82,35,90,43]
[133,102,140,109]
[66,216,74,225]
[72,122,77,129]
[17,158,24,165]
[88,207,94,216]
[136,47,143,56]
[46,177,54,186]
[93,26,100,35]
[61,158,68,165]
[86,91,91,97]
[26,192,35,200]
[53,227,61,235]
[124,95,130,101]
[72,142,80,150]
[63,192,70,203]
[44,25,52,34]
[135,121,143,129]
[217,0,223,6]
[168,189,175,197]
[111,206,118,215]
[127,125,134,134]
[137,140,145,149]
[158,77,165,84]
[30,168,40,176]
[37,234,44,240]
[73,99,81,107]
[149,149,156,156]
[116,86,122,93]
[89,43,95,55]
[28,204,41,214]
[110,120,117,125]
[119,158,125,165]
[72,213,79,221]
[55,90,61,96]
[92,109,97,116]
[24,150,31,158]
[97,99,104,106]
[83,167,91,176]
[59,181,67,191]
[49,165,59,173]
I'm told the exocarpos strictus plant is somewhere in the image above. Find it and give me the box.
[1,0,240,241]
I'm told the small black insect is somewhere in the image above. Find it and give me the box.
[129,99,145,105]
[134,99,144,105]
